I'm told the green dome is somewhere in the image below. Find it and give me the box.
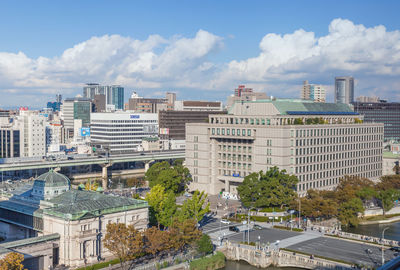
[35,170,71,188]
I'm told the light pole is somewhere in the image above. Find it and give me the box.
[382,227,389,266]
[298,196,301,229]
[247,207,256,244]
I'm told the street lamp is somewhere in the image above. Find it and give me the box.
[247,207,256,244]
[382,227,389,266]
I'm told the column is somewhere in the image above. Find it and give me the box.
[225,180,230,193]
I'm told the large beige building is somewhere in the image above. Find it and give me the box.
[186,99,383,196]
[0,170,148,269]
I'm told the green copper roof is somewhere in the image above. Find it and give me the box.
[0,233,59,250]
[35,170,71,188]
[43,190,148,221]
[230,98,354,115]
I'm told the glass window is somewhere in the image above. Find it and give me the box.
[227,129,230,135]
[217,128,220,135]
[212,128,215,135]
[237,129,240,136]
[222,128,225,135]
[247,129,251,136]
[242,129,246,136]
[232,129,235,135]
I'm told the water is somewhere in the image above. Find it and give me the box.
[343,221,400,241]
[222,260,302,270]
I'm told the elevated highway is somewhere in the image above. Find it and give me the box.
[0,150,185,172]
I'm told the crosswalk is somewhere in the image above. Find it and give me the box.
[201,219,249,240]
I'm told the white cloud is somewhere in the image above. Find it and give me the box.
[1,19,400,106]
[217,18,400,100]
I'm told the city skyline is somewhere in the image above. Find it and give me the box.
[1,0,400,107]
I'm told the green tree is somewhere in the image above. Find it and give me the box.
[145,160,191,194]
[300,189,338,219]
[196,234,213,256]
[0,252,25,270]
[376,189,400,217]
[237,167,298,209]
[337,197,364,227]
[179,190,210,223]
[145,185,177,227]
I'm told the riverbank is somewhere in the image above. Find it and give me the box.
[359,213,400,225]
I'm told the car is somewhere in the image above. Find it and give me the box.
[390,246,400,252]
[229,226,240,232]
[67,156,74,160]
[220,219,231,224]
[253,224,263,230]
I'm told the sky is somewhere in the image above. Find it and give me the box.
[1,0,400,108]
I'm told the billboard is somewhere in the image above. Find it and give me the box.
[159,128,169,135]
[130,115,140,119]
[80,127,91,137]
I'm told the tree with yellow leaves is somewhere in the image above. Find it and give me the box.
[0,252,25,270]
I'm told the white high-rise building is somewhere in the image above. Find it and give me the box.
[335,76,354,104]
[301,81,326,102]
[16,111,47,157]
[90,112,158,153]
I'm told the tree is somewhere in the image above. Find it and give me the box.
[335,176,374,204]
[237,167,298,209]
[376,175,400,190]
[376,189,400,217]
[0,252,25,270]
[145,185,177,227]
[196,234,213,256]
[145,161,191,194]
[179,191,210,223]
[143,227,169,256]
[337,198,364,227]
[299,190,338,219]
[104,223,143,270]
[84,179,99,191]
[126,177,144,188]
[169,218,202,251]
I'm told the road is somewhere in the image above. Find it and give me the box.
[202,218,398,267]
[288,236,397,267]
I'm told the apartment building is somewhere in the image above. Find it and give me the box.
[301,80,326,102]
[186,99,383,196]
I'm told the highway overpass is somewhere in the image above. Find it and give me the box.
[0,150,185,172]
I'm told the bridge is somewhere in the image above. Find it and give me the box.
[0,150,185,172]
[220,241,351,269]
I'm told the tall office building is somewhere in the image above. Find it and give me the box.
[353,100,400,141]
[186,99,383,196]
[335,76,354,104]
[234,85,253,97]
[301,81,326,103]
[83,84,124,110]
[61,97,91,142]
[227,85,268,109]
[90,112,158,153]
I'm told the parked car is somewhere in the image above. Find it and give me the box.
[253,224,263,230]
[229,226,240,232]
[221,219,231,224]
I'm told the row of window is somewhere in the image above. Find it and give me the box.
[217,145,252,153]
[294,126,383,137]
[217,153,252,162]
[212,128,252,136]
[295,136,381,147]
[295,151,382,165]
[296,162,381,178]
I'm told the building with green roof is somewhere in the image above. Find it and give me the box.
[0,170,149,269]
[186,98,383,196]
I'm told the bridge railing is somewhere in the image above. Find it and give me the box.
[325,229,399,247]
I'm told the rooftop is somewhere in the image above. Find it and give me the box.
[383,151,400,159]
[44,190,148,220]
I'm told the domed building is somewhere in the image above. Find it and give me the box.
[31,170,70,200]
[0,170,149,269]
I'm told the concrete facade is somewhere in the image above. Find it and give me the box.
[301,80,326,103]
[186,99,383,196]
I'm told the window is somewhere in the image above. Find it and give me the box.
[247,129,251,136]
[212,128,215,135]
[232,129,235,135]
[194,136,198,142]
[237,129,240,136]
[242,129,246,136]
[217,128,220,135]
[227,129,230,135]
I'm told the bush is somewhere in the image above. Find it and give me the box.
[162,261,169,268]
[75,259,120,270]
[196,234,214,256]
[273,225,303,232]
[259,207,286,213]
[190,252,225,270]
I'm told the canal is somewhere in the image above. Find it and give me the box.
[343,221,400,241]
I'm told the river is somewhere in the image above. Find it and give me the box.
[222,260,302,270]
[343,221,400,241]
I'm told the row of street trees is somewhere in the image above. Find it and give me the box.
[236,167,400,227]
[104,160,212,269]
[299,175,400,227]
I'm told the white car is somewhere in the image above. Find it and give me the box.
[221,219,231,224]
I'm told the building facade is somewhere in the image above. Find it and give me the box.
[62,97,92,142]
[174,100,223,111]
[186,99,383,196]
[301,80,326,102]
[128,93,169,113]
[83,84,124,110]
[17,111,47,158]
[335,76,354,104]
[159,110,226,140]
[90,112,158,153]
[0,170,148,268]
[353,101,400,141]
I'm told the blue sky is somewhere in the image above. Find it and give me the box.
[1,0,400,107]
